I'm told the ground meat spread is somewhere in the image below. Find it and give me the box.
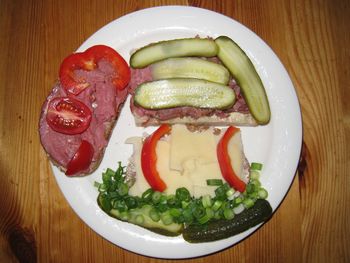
[39,59,128,173]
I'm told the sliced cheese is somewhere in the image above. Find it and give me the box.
[170,124,217,171]
[126,137,194,196]
[125,137,150,196]
[183,160,223,197]
[227,130,246,183]
[126,124,247,198]
[156,140,193,195]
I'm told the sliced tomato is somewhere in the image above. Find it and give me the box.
[217,126,246,193]
[59,45,131,95]
[66,140,94,176]
[46,97,92,135]
[141,124,171,192]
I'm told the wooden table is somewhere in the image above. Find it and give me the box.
[0,0,349,262]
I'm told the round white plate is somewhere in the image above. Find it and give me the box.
[51,6,302,259]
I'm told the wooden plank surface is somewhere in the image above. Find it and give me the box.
[0,0,349,262]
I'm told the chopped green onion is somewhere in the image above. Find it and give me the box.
[192,206,206,219]
[250,179,261,188]
[249,170,260,180]
[223,208,235,220]
[214,211,221,220]
[96,161,270,229]
[205,207,214,219]
[248,192,259,201]
[99,194,112,211]
[125,196,138,209]
[98,183,108,193]
[151,191,162,204]
[103,168,115,183]
[176,187,191,202]
[117,183,129,196]
[149,208,160,222]
[258,188,268,199]
[156,203,169,213]
[206,179,223,186]
[212,200,223,211]
[113,199,127,212]
[246,183,256,194]
[161,212,173,225]
[243,198,255,209]
[226,188,235,199]
[159,195,168,204]
[233,196,243,206]
[197,213,211,224]
[166,194,175,200]
[176,215,185,224]
[201,195,212,208]
[181,201,190,209]
[142,188,154,201]
[221,201,230,210]
[251,162,263,171]
[114,162,124,180]
[108,192,119,199]
[182,209,193,223]
[107,167,116,174]
[215,183,230,200]
[167,195,180,208]
[109,181,118,192]
[169,208,182,217]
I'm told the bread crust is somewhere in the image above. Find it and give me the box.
[133,111,257,127]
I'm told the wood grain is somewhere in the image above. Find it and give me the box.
[0,0,349,262]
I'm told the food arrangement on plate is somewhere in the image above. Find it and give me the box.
[39,35,273,243]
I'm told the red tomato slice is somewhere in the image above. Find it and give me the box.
[66,140,94,176]
[46,97,92,135]
[217,126,246,193]
[141,124,171,192]
[59,45,131,95]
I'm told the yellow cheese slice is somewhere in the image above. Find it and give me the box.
[156,140,193,195]
[169,124,217,171]
[227,130,247,183]
[183,161,223,197]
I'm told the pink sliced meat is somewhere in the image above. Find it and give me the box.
[39,59,128,174]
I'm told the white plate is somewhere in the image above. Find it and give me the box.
[51,6,302,259]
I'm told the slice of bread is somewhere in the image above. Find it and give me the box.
[132,110,257,127]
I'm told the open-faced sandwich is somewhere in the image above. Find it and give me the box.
[39,45,130,176]
[96,124,272,243]
[128,36,270,127]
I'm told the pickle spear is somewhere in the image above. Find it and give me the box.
[215,36,271,124]
[130,38,218,68]
[150,57,230,85]
[134,78,236,110]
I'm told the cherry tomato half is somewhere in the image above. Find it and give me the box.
[46,97,92,135]
[65,140,94,176]
[59,45,131,95]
